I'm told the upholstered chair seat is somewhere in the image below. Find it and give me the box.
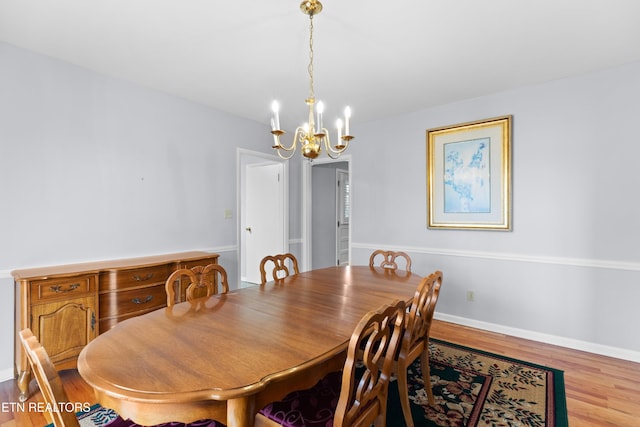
[256,300,406,427]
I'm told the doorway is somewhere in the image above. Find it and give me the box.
[302,155,352,271]
[238,149,288,285]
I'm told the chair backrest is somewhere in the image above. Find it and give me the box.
[334,300,406,427]
[259,253,299,284]
[165,264,229,306]
[19,328,81,427]
[368,250,412,272]
[401,271,443,356]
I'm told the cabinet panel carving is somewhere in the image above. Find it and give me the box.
[31,296,97,365]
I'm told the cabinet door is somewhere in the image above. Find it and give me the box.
[30,295,97,368]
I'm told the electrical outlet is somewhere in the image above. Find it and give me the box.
[466,291,475,302]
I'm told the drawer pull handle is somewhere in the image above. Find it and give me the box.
[50,283,80,293]
[133,273,154,282]
[131,295,153,304]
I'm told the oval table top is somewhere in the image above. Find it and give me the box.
[77,265,423,426]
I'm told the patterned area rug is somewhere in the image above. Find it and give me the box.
[51,404,221,427]
[57,339,567,427]
[387,339,568,427]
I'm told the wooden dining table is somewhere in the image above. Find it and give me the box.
[77,265,423,427]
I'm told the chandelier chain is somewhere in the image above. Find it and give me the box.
[308,14,315,101]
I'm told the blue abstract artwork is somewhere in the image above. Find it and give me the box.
[443,138,491,213]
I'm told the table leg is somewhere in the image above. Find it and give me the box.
[227,396,256,427]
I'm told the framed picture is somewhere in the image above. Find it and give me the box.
[427,115,512,230]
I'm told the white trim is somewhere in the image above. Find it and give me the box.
[301,159,312,271]
[302,155,352,272]
[0,368,13,383]
[352,242,640,272]
[0,245,240,280]
[206,245,237,253]
[435,312,640,363]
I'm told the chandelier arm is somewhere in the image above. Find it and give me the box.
[324,148,343,160]
[277,128,305,152]
[273,127,308,160]
[275,149,296,160]
[321,128,351,156]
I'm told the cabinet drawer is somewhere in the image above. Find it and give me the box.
[99,283,167,319]
[100,264,170,291]
[30,275,96,302]
[178,256,219,270]
[99,310,142,334]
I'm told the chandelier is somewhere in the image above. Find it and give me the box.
[270,0,354,160]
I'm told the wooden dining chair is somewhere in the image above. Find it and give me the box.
[165,263,229,306]
[259,253,299,284]
[369,250,412,272]
[256,299,406,427]
[19,328,83,427]
[19,328,225,427]
[395,270,443,427]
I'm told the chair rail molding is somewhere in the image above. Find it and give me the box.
[351,243,640,272]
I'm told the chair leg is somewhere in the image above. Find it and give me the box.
[420,350,435,406]
[373,409,386,427]
[396,361,415,427]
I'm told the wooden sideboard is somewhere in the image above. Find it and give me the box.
[12,251,219,402]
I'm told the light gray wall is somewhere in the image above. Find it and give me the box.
[350,60,640,360]
[0,42,273,379]
[2,40,639,382]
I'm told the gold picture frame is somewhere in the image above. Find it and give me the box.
[427,115,512,230]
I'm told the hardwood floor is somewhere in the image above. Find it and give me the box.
[1,320,639,426]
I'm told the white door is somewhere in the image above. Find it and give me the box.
[336,169,350,265]
[245,163,285,284]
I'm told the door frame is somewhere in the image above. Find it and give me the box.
[335,167,350,266]
[237,148,289,285]
[302,154,352,271]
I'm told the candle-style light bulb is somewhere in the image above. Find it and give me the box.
[271,100,280,130]
[344,106,351,135]
[316,101,324,134]
[270,118,279,146]
[336,118,343,141]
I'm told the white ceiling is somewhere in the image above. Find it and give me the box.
[2,0,640,130]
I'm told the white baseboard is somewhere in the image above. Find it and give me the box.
[436,312,640,363]
[0,368,14,383]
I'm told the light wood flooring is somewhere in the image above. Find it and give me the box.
[1,320,639,426]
